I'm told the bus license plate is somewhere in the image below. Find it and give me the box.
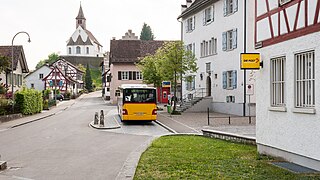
[135,112,144,116]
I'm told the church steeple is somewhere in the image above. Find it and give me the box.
[76,4,86,29]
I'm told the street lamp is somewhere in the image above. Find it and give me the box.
[11,31,31,112]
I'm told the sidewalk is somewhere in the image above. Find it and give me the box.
[0,100,75,131]
[156,104,256,141]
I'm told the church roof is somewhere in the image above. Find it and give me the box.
[76,4,86,20]
[85,29,102,47]
[67,36,93,46]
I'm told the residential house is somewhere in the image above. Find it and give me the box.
[101,52,110,100]
[51,58,84,95]
[109,30,164,104]
[178,0,256,116]
[24,65,51,90]
[255,0,320,170]
[0,46,29,93]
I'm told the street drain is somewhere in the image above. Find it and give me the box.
[271,162,319,174]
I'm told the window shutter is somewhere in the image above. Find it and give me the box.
[234,0,238,12]
[133,71,137,80]
[232,96,235,103]
[129,71,132,80]
[185,20,188,32]
[118,71,121,80]
[193,16,196,30]
[226,96,229,102]
[223,0,227,16]
[232,29,237,49]
[232,70,237,89]
[223,71,227,89]
[222,32,227,51]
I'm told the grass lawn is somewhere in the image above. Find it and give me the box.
[134,135,320,179]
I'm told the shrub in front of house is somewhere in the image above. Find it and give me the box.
[15,88,43,115]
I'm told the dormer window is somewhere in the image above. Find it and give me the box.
[86,47,89,54]
[68,47,72,54]
[279,0,291,5]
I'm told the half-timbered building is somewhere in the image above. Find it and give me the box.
[255,0,320,170]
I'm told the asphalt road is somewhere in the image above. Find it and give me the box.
[0,91,170,180]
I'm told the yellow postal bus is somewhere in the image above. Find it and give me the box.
[117,84,157,121]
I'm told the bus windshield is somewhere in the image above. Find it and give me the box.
[123,88,156,103]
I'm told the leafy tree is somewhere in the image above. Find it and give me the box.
[35,53,59,69]
[140,23,155,40]
[137,41,197,113]
[0,55,10,73]
[85,64,93,92]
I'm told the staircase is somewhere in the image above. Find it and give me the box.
[176,88,206,112]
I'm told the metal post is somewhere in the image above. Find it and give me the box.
[228,116,231,125]
[243,0,247,117]
[54,65,57,102]
[11,31,31,112]
[207,107,210,125]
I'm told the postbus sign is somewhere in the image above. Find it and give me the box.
[240,53,261,69]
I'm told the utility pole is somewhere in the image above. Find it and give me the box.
[243,0,247,117]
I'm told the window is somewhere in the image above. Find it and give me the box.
[295,51,315,108]
[223,70,237,89]
[121,71,129,80]
[115,89,120,96]
[224,0,238,16]
[76,46,81,54]
[186,16,195,32]
[226,96,235,103]
[86,47,89,54]
[222,29,237,51]
[136,71,143,80]
[68,47,72,54]
[186,76,195,90]
[206,63,211,73]
[39,73,44,80]
[201,38,217,57]
[203,6,214,25]
[271,56,286,107]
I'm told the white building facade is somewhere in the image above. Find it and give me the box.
[179,0,256,116]
[24,65,51,91]
[256,0,320,170]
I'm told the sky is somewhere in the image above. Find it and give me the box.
[0,0,185,70]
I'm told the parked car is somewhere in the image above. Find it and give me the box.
[56,94,64,101]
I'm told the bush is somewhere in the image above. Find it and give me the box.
[15,88,43,115]
[43,99,49,110]
[43,89,51,100]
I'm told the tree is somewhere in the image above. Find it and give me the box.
[35,53,59,69]
[0,55,10,73]
[137,41,198,113]
[85,64,93,92]
[140,23,155,40]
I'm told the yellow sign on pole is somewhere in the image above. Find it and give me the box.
[240,53,261,69]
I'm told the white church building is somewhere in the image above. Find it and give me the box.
[66,4,103,57]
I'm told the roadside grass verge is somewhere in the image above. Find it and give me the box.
[134,135,320,179]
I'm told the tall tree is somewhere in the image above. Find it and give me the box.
[140,23,155,40]
[85,64,93,92]
[0,55,10,73]
[35,53,59,69]
[137,41,197,113]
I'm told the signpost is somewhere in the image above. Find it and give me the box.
[240,53,262,69]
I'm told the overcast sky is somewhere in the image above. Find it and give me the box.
[0,0,185,70]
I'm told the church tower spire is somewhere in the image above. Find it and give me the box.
[76,3,86,29]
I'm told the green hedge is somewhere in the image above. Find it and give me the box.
[15,88,43,115]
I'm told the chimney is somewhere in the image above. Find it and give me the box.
[112,37,116,40]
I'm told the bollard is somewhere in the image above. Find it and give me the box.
[207,108,210,126]
[94,112,99,125]
[100,110,104,127]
